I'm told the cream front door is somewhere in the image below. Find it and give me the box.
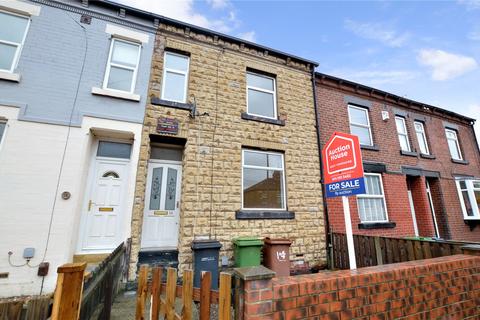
[82,159,128,251]
[141,162,182,250]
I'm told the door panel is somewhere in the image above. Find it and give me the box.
[83,160,128,250]
[141,162,182,249]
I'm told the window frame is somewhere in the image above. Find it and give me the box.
[348,105,373,146]
[161,51,190,103]
[241,149,286,211]
[102,38,142,94]
[456,179,480,219]
[445,128,463,160]
[0,9,31,73]
[414,121,430,155]
[356,173,389,223]
[246,71,278,120]
[395,116,411,152]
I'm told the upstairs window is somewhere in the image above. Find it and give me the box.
[348,105,373,146]
[456,180,480,219]
[395,116,411,152]
[0,11,30,73]
[161,52,190,103]
[445,129,462,160]
[357,173,388,223]
[414,121,430,155]
[242,149,285,210]
[246,72,277,119]
[103,39,141,93]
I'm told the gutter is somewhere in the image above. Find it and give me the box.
[311,68,331,267]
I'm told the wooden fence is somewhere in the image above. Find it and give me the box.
[135,266,232,320]
[332,232,467,269]
[80,240,128,320]
[0,295,51,320]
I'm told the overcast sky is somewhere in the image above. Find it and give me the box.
[116,0,480,139]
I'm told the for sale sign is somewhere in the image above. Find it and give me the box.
[323,132,365,198]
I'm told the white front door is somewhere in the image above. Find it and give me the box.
[141,162,182,250]
[82,159,129,251]
[407,190,419,237]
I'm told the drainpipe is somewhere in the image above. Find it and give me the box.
[311,69,331,268]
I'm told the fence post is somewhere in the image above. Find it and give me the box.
[374,237,383,265]
[233,265,275,320]
[51,262,87,320]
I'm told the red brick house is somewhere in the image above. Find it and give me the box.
[315,73,480,242]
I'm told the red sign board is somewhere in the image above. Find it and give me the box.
[322,132,365,197]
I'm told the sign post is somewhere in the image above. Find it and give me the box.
[322,132,366,270]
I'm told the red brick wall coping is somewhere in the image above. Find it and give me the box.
[238,255,480,319]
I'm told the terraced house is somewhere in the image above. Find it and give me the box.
[0,0,156,296]
[128,15,326,277]
[316,73,480,242]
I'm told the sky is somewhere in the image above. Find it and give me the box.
[116,0,480,140]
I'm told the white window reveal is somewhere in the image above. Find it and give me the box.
[348,105,373,146]
[414,121,430,155]
[0,121,6,149]
[357,173,388,223]
[445,129,462,160]
[395,116,411,152]
[161,52,190,103]
[456,180,480,219]
[103,39,141,93]
[242,149,286,210]
[246,72,277,119]
[0,10,30,73]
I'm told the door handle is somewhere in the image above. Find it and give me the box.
[88,200,94,211]
[176,201,179,209]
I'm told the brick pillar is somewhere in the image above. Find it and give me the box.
[233,265,275,320]
[410,176,436,237]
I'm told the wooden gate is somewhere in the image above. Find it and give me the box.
[135,266,232,320]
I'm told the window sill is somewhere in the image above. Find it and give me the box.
[91,87,140,101]
[360,144,380,151]
[420,153,436,160]
[358,222,396,229]
[400,150,418,157]
[464,218,480,231]
[151,97,194,111]
[452,159,469,165]
[235,210,295,220]
[241,113,285,126]
[0,71,21,82]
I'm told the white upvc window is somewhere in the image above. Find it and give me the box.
[414,121,430,155]
[246,72,277,119]
[357,173,388,223]
[161,52,190,103]
[242,149,286,210]
[395,116,411,152]
[103,38,141,94]
[348,105,373,146]
[456,179,480,219]
[445,129,463,160]
[0,10,30,73]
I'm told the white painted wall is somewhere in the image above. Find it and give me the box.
[0,106,142,297]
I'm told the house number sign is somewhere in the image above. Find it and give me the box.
[156,117,179,135]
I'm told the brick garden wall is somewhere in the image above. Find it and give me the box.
[241,255,480,319]
[316,79,480,242]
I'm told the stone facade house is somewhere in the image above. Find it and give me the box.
[128,19,326,277]
[316,73,480,242]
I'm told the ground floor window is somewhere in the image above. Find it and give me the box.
[357,173,388,223]
[456,179,480,219]
[0,121,6,146]
[242,149,286,210]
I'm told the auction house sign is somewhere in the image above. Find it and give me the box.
[323,132,366,198]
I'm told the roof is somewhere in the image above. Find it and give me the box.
[315,72,475,124]
[90,0,319,67]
